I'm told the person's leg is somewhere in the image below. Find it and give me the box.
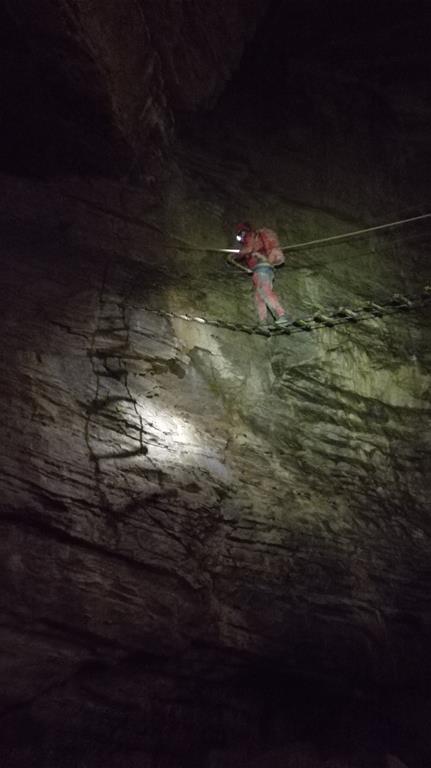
[257,270,286,319]
[253,273,269,322]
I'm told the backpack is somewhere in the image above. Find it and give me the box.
[256,228,285,267]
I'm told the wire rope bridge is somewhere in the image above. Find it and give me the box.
[143,288,431,337]
[143,213,431,337]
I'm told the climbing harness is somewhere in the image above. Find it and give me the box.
[143,287,431,338]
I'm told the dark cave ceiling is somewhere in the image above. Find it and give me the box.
[0,0,429,178]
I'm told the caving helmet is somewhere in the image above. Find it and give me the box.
[235,222,252,243]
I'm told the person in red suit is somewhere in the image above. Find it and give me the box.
[234,222,289,326]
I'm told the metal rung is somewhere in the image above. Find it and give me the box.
[335,308,358,320]
[390,294,412,307]
[293,318,313,330]
[313,313,335,326]
[361,302,385,315]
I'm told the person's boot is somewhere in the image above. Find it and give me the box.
[275,314,289,327]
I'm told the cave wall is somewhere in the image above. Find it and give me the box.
[0,161,430,766]
[0,1,431,766]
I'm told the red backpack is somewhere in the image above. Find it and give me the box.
[257,228,285,266]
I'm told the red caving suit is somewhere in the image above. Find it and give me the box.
[236,228,287,323]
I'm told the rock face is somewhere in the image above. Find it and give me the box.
[1,165,430,765]
[0,2,430,767]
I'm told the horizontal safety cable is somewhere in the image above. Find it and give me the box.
[215,212,431,254]
[63,193,431,256]
[142,288,431,337]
